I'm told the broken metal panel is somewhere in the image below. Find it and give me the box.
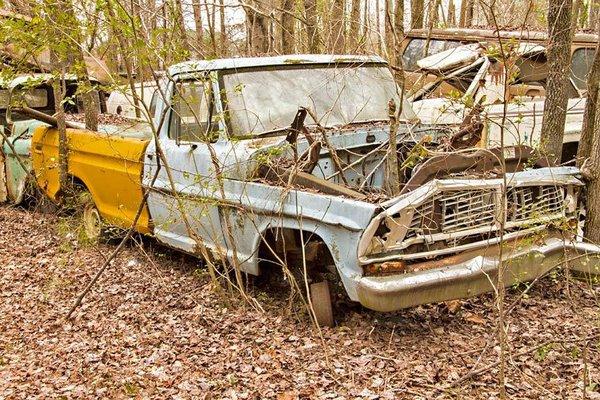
[484,97,586,148]
[416,43,482,72]
[515,42,546,57]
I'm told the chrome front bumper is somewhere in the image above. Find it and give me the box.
[356,237,600,312]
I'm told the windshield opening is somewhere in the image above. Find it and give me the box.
[220,63,415,137]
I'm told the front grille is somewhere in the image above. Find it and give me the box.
[404,197,436,239]
[401,185,565,242]
[507,186,564,222]
[440,190,496,233]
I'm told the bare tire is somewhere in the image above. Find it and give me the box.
[310,281,334,327]
[80,193,103,240]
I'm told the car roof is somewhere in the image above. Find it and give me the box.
[168,54,388,76]
[406,28,598,44]
[0,73,87,89]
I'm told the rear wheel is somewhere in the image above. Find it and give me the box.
[310,280,334,327]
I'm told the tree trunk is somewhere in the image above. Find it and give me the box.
[393,0,405,85]
[384,0,393,57]
[192,0,204,56]
[348,0,361,51]
[48,0,99,131]
[539,0,573,165]
[459,0,473,27]
[579,16,600,244]
[304,0,321,52]
[429,0,441,27]
[411,0,425,28]
[281,0,295,53]
[362,0,369,51]
[219,0,227,55]
[590,0,600,30]
[51,57,69,192]
[245,2,269,54]
[173,0,191,56]
[582,97,600,242]
[448,0,456,26]
[204,2,218,56]
[330,0,346,52]
[376,0,382,53]
[572,0,584,32]
[576,24,600,166]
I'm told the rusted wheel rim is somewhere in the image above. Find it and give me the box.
[83,203,102,240]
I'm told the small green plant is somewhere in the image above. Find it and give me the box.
[534,343,554,361]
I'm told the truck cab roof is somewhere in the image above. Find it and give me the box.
[167,54,388,76]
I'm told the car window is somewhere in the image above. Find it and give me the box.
[570,47,596,91]
[0,87,49,109]
[402,38,462,71]
[169,80,212,142]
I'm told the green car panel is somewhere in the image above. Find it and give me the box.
[1,120,44,204]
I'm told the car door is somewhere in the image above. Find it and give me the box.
[145,75,230,259]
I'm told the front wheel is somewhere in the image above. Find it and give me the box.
[309,280,334,327]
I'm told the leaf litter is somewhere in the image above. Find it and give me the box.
[0,206,599,399]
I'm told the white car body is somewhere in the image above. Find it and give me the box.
[411,43,586,151]
[106,82,158,120]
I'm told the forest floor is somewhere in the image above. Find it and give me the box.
[0,205,599,399]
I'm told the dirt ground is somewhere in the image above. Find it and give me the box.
[0,205,599,399]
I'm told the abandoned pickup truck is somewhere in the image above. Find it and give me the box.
[16,55,600,325]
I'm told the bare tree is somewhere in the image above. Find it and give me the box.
[45,0,99,131]
[572,0,584,31]
[411,0,425,28]
[459,0,473,27]
[393,0,404,85]
[192,0,204,56]
[281,0,295,53]
[574,21,600,243]
[348,0,361,51]
[173,0,191,55]
[539,0,573,164]
[304,0,321,52]
[244,1,270,54]
[576,25,600,166]
[384,0,393,57]
[448,0,456,25]
[591,0,600,31]
[330,0,346,52]
[219,0,227,55]
[582,110,600,243]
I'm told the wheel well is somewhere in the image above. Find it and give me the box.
[69,175,87,190]
[257,227,335,276]
[55,175,91,204]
